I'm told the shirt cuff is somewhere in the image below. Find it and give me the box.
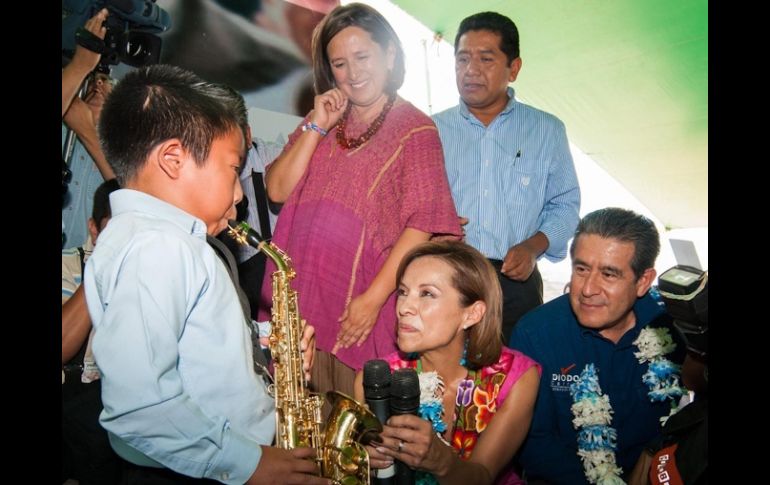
[254,320,272,348]
[205,425,262,484]
[538,225,569,262]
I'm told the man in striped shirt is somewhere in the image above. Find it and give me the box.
[433,11,581,342]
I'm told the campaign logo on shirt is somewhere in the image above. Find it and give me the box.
[650,444,684,485]
[550,363,581,392]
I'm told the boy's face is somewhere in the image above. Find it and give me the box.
[185,128,245,235]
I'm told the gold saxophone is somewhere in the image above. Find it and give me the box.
[226,220,381,485]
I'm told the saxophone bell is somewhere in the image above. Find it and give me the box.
[322,391,381,485]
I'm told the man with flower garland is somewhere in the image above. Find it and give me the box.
[509,207,686,484]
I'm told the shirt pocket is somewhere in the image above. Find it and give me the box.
[498,159,546,209]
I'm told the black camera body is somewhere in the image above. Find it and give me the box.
[62,0,171,70]
[657,265,708,358]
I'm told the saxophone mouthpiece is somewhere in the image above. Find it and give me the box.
[226,219,263,248]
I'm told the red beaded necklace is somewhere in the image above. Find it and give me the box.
[335,94,396,150]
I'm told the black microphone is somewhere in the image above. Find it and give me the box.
[364,360,395,485]
[390,368,420,485]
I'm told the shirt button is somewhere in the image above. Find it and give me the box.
[483,189,488,197]
[221,472,229,480]
[485,160,489,166]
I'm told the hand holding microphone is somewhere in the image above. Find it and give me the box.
[363,360,395,485]
[389,368,420,485]
[377,368,454,482]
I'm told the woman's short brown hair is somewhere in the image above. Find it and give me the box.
[396,241,503,369]
[311,2,405,95]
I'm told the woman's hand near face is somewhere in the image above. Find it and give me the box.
[264,88,348,203]
[311,88,348,131]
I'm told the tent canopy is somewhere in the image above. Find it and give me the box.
[393,0,707,229]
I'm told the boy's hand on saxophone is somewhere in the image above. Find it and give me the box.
[247,446,331,484]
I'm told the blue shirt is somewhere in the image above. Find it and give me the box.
[84,189,275,484]
[509,293,682,484]
[433,88,580,261]
[62,124,106,248]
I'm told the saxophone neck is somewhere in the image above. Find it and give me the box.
[225,219,294,275]
[260,242,294,276]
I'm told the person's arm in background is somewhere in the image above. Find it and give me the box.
[62,249,92,364]
[62,8,107,117]
[509,326,586,484]
[332,227,431,352]
[63,98,115,180]
[265,88,347,202]
[62,285,92,363]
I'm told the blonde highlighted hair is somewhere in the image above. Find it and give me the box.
[396,240,503,369]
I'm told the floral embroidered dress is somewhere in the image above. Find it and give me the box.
[258,99,462,371]
[385,347,542,485]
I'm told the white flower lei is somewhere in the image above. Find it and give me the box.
[417,371,450,440]
[570,364,624,484]
[570,327,685,484]
[633,327,686,425]
[415,371,448,485]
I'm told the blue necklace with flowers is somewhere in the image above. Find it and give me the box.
[569,326,685,484]
[410,346,470,485]
[413,360,448,485]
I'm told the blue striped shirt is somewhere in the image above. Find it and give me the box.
[433,87,580,261]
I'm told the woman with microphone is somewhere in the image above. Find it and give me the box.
[355,241,540,485]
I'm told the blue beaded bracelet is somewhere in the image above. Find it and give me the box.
[301,121,328,137]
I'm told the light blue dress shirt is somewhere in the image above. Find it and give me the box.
[62,124,106,248]
[433,87,580,262]
[84,189,275,484]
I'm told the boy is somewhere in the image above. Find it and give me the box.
[85,64,327,484]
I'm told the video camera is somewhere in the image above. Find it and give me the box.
[657,265,708,358]
[62,0,171,71]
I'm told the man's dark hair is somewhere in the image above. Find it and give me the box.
[91,178,120,228]
[455,11,519,64]
[99,64,241,185]
[312,2,405,94]
[570,207,661,280]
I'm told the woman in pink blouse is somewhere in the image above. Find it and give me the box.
[261,3,461,400]
[355,241,541,485]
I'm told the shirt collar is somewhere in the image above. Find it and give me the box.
[458,86,518,122]
[109,189,208,239]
